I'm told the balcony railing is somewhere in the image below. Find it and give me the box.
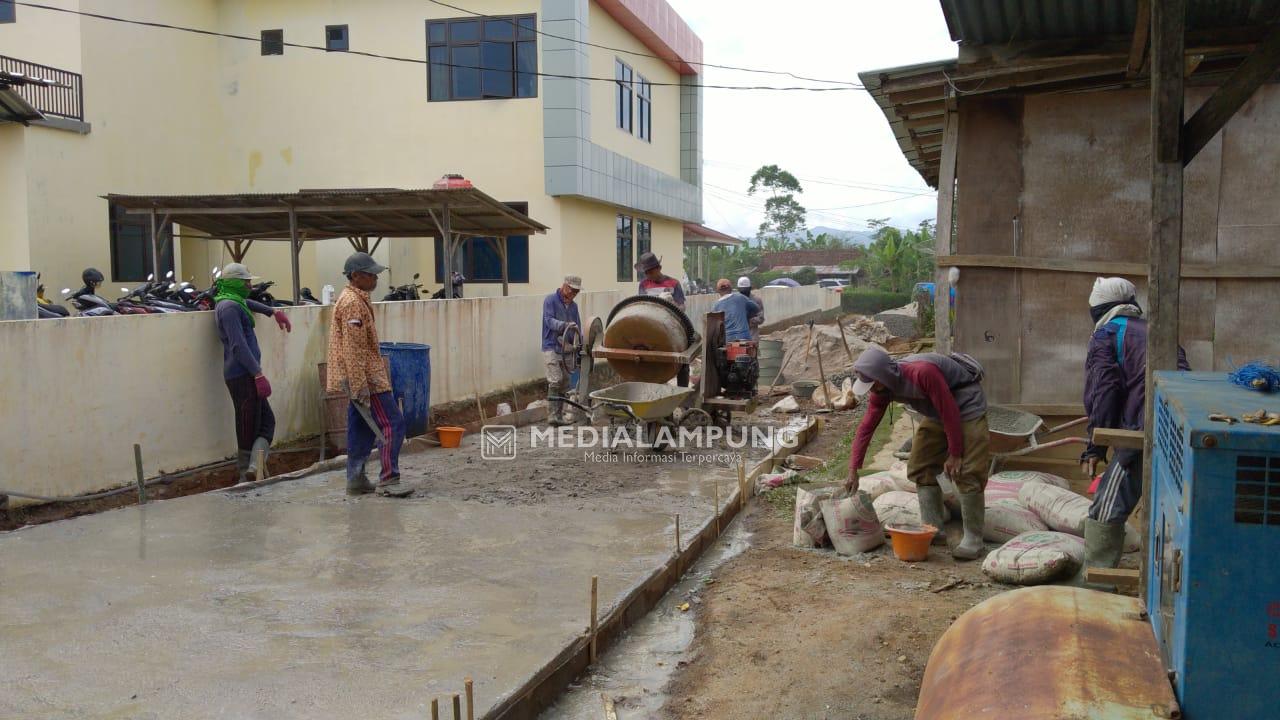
[0,55,83,121]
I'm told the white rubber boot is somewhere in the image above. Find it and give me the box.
[953,491,986,561]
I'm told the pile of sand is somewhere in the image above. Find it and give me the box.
[763,319,889,383]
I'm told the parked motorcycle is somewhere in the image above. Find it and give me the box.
[35,275,70,319]
[431,272,465,300]
[383,273,424,302]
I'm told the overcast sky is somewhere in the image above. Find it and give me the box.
[664,0,957,239]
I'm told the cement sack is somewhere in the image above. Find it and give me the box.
[982,531,1086,585]
[858,471,899,500]
[983,498,1050,543]
[887,460,916,492]
[814,378,858,412]
[821,491,885,555]
[793,486,837,548]
[771,396,801,414]
[873,490,950,529]
[984,470,1071,504]
[1019,483,1091,536]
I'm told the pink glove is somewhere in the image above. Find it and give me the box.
[254,374,273,398]
[273,310,292,333]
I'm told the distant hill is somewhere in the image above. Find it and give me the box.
[809,226,876,246]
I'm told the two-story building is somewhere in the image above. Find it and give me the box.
[0,0,704,297]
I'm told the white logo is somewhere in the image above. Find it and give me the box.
[481,425,518,460]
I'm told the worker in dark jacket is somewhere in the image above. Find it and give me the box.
[213,262,293,482]
[1080,277,1189,576]
[542,275,583,426]
[845,346,990,560]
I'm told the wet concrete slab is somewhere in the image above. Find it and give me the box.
[0,464,728,720]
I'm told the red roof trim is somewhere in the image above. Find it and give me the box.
[596,0,704,76]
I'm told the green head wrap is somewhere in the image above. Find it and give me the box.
[213,278,254,326]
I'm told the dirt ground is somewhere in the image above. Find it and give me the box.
[659,406,1006,720]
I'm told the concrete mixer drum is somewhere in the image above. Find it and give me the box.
[601,296,698,384]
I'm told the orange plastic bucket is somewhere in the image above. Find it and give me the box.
[437,426,465,448]
[886,523,938,562]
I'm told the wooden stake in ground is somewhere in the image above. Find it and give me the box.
[133,443,147,504]
[738,458,747,510]
[814,336,835,412]
[589,575,599,664]
[675,514,681,553]
[465,677,474,720]
[452,694,461,720]
[803,322,815,363]
[835,315,855,363]
[431,698,439,720]
[714,478,720,535]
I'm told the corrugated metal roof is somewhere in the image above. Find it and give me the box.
[941,0,1277,45]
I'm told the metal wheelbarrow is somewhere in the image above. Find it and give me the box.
[553,382,698,451]
[894,405,1090,475]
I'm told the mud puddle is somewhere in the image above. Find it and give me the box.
[542,518,753,720]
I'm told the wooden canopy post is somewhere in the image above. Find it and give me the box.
[498,236,509,297]
[149,208,160,279]
[442,204,455,300]
[1143,0,1186,594]
[288,207,302,305]
[933,91,959,353]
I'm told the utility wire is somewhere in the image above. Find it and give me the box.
[11,1,862,92]
[425,0,862,87]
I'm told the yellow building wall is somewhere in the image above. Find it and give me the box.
[4,0,688,299]
[0,127,31,271]
[558,197,683,292]
[0,0,83,72]
[586,2,682,179]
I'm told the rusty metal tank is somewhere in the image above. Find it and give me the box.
[916,586,1180,720]
[602,296,696,384]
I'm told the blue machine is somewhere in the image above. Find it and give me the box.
[1148,372,1280,718]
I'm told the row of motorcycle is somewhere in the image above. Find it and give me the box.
[37,266,322,319]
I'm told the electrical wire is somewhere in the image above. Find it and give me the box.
[11,1,863,92]
[424,0,862,87]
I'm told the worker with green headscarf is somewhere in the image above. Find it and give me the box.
[213,262,292,483]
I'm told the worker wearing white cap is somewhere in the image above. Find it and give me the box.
[736,276,764,339]
[542,275,583,425]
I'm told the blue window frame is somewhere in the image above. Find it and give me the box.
[0,0,15,23]
[326,25,349,52]
[427,15,537,101]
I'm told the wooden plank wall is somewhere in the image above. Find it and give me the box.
[949,84,1280,406]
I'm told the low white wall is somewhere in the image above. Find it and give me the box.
[0,286,836,500]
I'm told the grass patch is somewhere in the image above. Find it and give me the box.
[811,403,903,484]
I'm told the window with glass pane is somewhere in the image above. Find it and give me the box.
[108,204,174,282]
[616,59,634,133]
[637,219,652,257]
[637,78,652,141]
[428,15,537,101]
[617,214,634,282]
[432,203,531,284]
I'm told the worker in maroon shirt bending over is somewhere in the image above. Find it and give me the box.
[844,346,991,560]
[635,252,686,309]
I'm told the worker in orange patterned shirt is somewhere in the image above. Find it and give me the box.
[326,252,405,496]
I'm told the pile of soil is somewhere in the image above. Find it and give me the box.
[764,318,890,384]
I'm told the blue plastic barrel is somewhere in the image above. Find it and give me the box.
[379,342,432,437]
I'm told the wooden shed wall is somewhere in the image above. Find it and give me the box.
[951,84,1280,410]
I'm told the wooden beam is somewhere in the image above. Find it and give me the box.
[1126,0,1151,78]
[1183,22,1280,165]
[1145,0,1186,602]
[936,254,1280,278]
[1092,428,1146,450]
[933,92,959,353]
[1085,567,1141,588]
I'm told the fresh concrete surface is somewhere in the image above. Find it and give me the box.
[0,459,728,719]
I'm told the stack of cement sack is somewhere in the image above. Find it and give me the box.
[850,464,1139,585]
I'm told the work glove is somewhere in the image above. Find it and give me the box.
[273,310,292,332]
[254,374,273,399]
[1081,455,1102,479]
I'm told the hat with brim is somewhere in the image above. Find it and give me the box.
[634,252,662,274]
[564,275,582,290]
[344,251,388,275]
[852,373,876,396]
[220,262,259,281]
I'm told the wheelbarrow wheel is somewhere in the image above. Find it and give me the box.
[646,421,673,452]
[680,408,713,429]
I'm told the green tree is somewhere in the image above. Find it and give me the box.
[748,164,807,247]
[863,219,936,293]
[795,231,850,250]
